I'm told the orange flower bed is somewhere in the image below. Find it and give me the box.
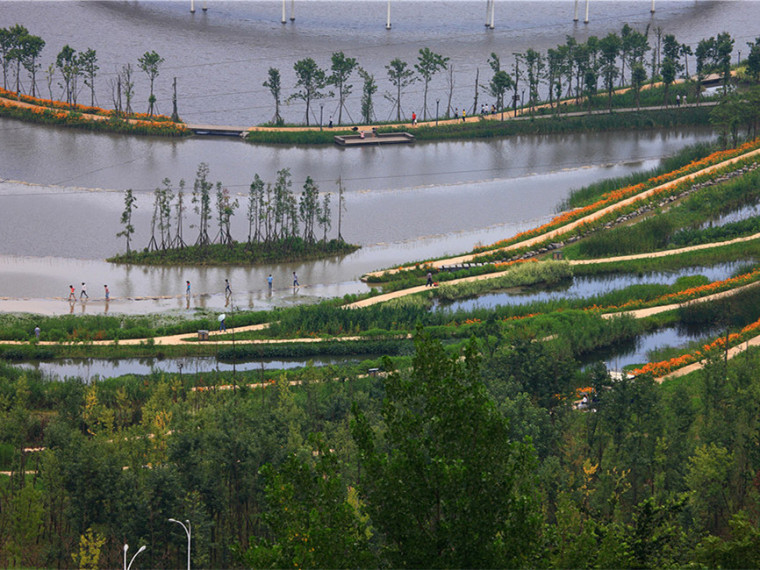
[0,87,177,123]
[474,139,760,255]
[586,268,760,314]
[631,316,760,377]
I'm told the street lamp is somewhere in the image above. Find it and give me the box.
[169,518,192,570]
[123,544,147,570]
[320,104,323,131]
[436,99,439,126]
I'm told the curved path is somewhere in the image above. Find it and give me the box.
[364,146,760,279]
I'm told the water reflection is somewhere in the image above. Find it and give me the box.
[437,261,749,312]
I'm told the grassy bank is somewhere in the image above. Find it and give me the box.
[108,238,359,266]
[244,105,712,145]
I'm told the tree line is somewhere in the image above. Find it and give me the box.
[5,22,760,127]
[264,27,760,125]
[118,163,347,256]
[0,24,165,116]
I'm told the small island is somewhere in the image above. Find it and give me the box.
[108,163,359,266]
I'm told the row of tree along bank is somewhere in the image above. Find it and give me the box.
[2,21,760,139]
[108,163,358,266]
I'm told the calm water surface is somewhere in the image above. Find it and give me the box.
[3,0,753,313]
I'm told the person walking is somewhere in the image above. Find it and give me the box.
[34,325,40,340]
[186,280,191,296]
[267,274,273,291]
[412,111,417,126]
[225,278,232,296]
[219,316,226,332]
[104,285,110,301]
[462,108,466,122]
[426,271,434,287]
[293,271,299,288]
[68,284,76,301]
[80,282,88,299]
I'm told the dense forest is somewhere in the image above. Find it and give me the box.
[2,326,760,568]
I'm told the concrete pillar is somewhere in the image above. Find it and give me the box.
[489,0,495,29]
[190,0,195,13]
[281,0,286,23]
[584,0,589,23]
[386,0,391,30]
[650,0,655,13]
[290,0,295,21]
[573,0,579,21]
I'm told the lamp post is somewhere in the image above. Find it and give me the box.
[123,544,147,570]
[435,99,439,125]
[169,518,191,570]
[320,104,323,131]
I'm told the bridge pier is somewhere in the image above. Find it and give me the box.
[386,0,391,30]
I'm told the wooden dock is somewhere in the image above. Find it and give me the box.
[334,131,415,147]
[187,124,249,137]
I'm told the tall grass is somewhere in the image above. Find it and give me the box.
[434,261,573,302]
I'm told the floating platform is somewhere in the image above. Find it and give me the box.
[334,131,415,147]
[187,124,249,137]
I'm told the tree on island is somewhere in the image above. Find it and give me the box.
[358,67,377,124]
[116,188,137,255]
[113,164,355,264]
[79,48,98,107]
[289,58,331,127]
[192,162,214,247]
[263,67,283,125]
[385,57,416,122]
[138,50,164,116]
[55,44,78,106]
[328,51,358,126]
[414,47,449,121]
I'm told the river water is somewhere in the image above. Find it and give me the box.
[4,0,756,315]
[1,1,757,125]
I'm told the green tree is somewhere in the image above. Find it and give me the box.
[19,32,45,98]
[71,527,107,570]
[299,176,320,243]
[243,435,376,569]
[78,47,98,107]
[695,36,715,102]
[487,53,513,119]
[715,32,735,95]
[599,32,621,110]
[117,188,137,255]
[55,44,77,105]
[247,174,265,243]
[328,51,358,125]
[661,34,683,106]
[358,67,376,124]
[631,61,647,109]
[192,162,213,246]
[385,57,416,122]
[523,48,545,113]
[746,37,760,82]
[289,58,331,126]
[5,24,28,94]
[414,47,449,120]
[318,192,331,242]
[138,50,164,116]
[0,26,13,89]
[685,442,734,535]
[263,67,283,125]
[352,331,542,567]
